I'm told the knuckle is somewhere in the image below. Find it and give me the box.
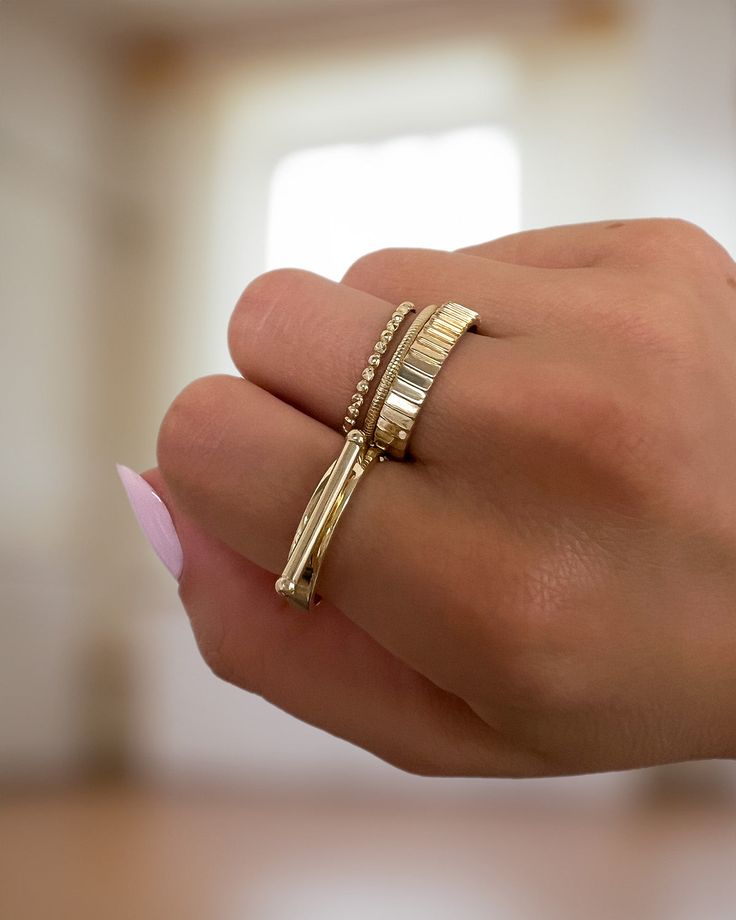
[528,361,633,446]
[631,218,730,270]
[582,271,702,364]
[239,266,314,312]
[488,640,585,718]
[341,247,408,290]
[375,743,449,778]
[228,267,316,356]
[612,303,693,362]
[662,218,721,251]
[632,217,704,246]
[607,283,708,369]
[646,217,707,242]
[202,641,263,696]
[520,361,659,511]
[498,659,579,717]
[179,582,265,695]
[157,374,233,486]
[489,573,603,717]
[196,632,238,687]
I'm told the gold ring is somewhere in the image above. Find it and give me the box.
[343,302,415,434]
[275,429,381,609]
[276,302,413,610]
[362,304,437,445]
[373,302,479,458]
[275,300,479,611]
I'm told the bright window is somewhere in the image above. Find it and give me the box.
[266,126,520,280]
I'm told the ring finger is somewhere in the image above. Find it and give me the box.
[228,267,537,463]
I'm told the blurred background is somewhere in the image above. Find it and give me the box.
[2,0,736,917]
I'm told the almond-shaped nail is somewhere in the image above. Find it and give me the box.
[116,464,183,580]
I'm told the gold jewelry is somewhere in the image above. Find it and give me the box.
[275,300,479,611]
[277,301,414,610]
[342,302,415,434]
[362,305,437,445]
[373,302,479,459]
[275,430,380,610]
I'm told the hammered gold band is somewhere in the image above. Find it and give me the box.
[276,300,480,610]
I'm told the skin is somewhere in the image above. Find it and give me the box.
[148,218,736,777]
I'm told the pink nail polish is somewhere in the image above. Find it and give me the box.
[116,464,183,580]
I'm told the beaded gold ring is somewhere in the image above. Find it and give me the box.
[342,302,415,434]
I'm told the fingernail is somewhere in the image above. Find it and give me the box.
[116,464,183,580]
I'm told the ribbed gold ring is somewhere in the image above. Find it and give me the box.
[362,304,437,446]
[372,302,479,459]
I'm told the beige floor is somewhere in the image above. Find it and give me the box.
[2,782,736,920]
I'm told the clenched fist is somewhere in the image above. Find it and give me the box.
[124,218,736,777]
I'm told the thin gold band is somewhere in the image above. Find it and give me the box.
[342,302,415,434]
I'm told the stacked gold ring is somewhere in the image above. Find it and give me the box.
[343,301,415,434]
[361,305,436,445]
[373,302,478,459]
[275,300,480,610]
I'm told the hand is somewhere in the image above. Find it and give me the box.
[148,218,736,776]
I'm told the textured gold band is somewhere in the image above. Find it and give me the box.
[361,304,437,446]
[373,302,479,459]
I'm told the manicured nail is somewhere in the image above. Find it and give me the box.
[116,464,183,580]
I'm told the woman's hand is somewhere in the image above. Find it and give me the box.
[146,218,736,776]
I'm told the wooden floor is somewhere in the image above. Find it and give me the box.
[2,782,736,920]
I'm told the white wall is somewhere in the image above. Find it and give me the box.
[630,0,736,252]
[511,0,736,248]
